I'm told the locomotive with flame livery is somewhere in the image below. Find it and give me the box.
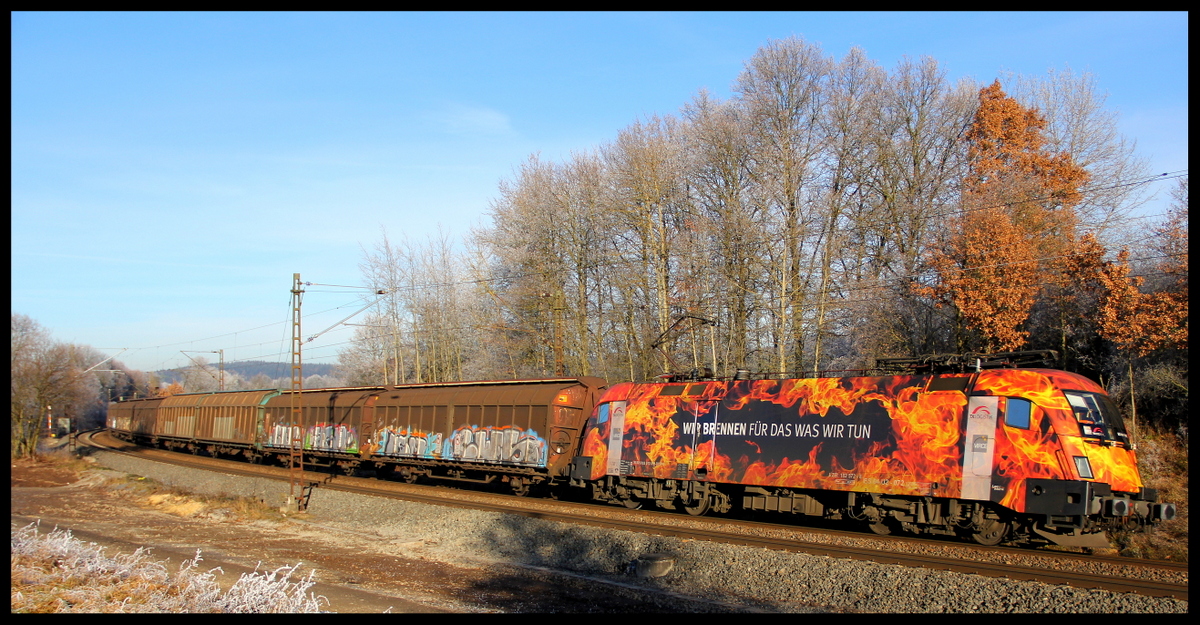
[569,352,1174,548]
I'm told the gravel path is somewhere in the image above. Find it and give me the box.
[90,450,1187,613]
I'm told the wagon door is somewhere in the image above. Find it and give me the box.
[358,392,380,458]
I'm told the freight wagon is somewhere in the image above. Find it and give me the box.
[108,377,608,495]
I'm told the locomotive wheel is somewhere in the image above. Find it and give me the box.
[621,497,643,510]
[970,519,1009,546]
[682,496,710,516]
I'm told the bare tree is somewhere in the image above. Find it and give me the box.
[681,88,761,375]
[604,115,690,377]
[735,36,832,374]
[179,355,223,392]
[1002,67,1152,244]
[410,228,472,383]
[335,310,394,386]
[358,229,411,384]
[803,47,888,373]
[11,315,94,457]
[852,57,976,359]
[477,154,569,377]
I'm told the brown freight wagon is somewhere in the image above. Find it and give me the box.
[108,396,164,440]
[123,390,279,454]
[260,378,607,492]
[192,390,280,455]
[261,386,385,456]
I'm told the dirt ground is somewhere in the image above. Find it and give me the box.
[10,451,710,613]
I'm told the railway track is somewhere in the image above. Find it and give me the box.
[80,430,1188,601]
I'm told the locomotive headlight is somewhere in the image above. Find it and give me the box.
[1155,503,1177,522]
[1073,456,1095,479]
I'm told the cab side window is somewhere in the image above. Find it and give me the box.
[594,402,609,425]
[1005,397,1032,429]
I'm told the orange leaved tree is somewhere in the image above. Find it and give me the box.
[922,80,1089,352]
[1095,211,1189,357]
[155,382,184,397]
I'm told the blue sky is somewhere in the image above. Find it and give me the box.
[11,11,1188,374]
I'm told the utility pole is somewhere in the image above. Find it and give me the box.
[287,273,306,512]
[282,275,387,512]
[180,350,225,391]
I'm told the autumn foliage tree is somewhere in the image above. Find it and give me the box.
[156,382,185,397]
[1060,187,1189,435]
[1094,199,1188,357]
[923,80,1089,352]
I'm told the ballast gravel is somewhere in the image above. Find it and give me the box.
[91,451,1186,613]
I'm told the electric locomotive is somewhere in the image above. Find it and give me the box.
[569,351,1175,547]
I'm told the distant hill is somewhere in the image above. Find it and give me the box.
[155,361,341,385]
[219,361,340,379]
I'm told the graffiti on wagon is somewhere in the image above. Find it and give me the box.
[444,425,547,467]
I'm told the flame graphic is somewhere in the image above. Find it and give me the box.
[581,412,609,480]
[579,368,1146,508]
[977,369,1143,495]
[584,376,966,495]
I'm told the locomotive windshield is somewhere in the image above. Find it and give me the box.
[1063,390,1129,444]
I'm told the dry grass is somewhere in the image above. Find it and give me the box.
[100,472,287,524]
[10,522,328,613]
[1111,429,1189,561]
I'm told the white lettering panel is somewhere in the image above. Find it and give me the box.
[605,401,627,476]
[962,396,999,501]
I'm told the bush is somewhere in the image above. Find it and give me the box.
[10,522,327,613]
